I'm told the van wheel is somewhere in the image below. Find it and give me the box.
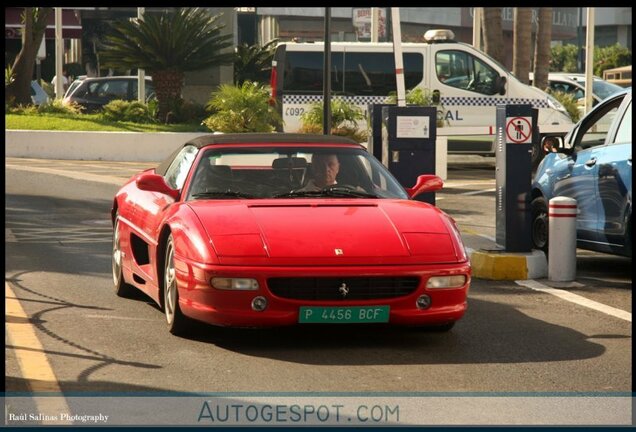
[531,197,549,254]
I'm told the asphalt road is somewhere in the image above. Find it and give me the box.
[4,157,632,425]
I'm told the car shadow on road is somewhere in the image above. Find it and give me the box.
[175,297,615,366]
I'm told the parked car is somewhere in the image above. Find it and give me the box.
[530,72,624,106]
[63,76,155,112]
[531,89,631,257]
[111,133,471,335]
[30,80,49,106]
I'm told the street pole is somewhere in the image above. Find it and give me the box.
[577,7,583,72]
[391,8,406,107]
[584,8,594,116]
[55,8,64,99]
[472,7,482,50]
[371,8,379,43]
[323,7,332,135]
[137,8,146,103]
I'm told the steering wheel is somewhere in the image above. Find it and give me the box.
[467,71,480,90]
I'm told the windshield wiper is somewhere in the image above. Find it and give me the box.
[191,190,255,199]
[274,186,378,199]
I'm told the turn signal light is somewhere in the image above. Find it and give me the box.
[426,275,466,289]
[211,278,259,290]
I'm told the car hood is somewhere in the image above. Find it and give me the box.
[187,199,462,265]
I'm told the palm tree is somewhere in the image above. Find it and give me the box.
[481,8,504,66]
[99,8,234,123]
[513,8,533,84]
[5,7,51,106]
[234,38,279,85]
[533,8,553,91]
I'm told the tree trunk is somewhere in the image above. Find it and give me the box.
[481,8,504,66]
[5,8,51,106]
[150,69,184,123]
[532,8,553,91]
[513,8,533,84]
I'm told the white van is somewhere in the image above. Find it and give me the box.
[270,29,573,164]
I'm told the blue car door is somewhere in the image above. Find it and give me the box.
[553,146,599,242]
[596,142,632,247]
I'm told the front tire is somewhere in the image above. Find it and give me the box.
[163,234,191,335]
[112,216,136,298]
[531,196,549,254]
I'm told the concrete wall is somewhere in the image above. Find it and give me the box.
[5,130,210,162]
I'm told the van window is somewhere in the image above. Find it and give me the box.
[284,52,344,94]
[283,50,423,97]
[97,80,129,99]
[343,52,423,95]
[436,50,499,95]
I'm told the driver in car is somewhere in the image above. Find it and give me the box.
[299,153,340,191]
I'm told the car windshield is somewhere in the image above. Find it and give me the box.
[592,79,624,100]
[185,146,408,200]
[64,80,83,98]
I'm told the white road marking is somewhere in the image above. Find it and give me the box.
[515,279,632,322]
[85,314,155,321]
[6,228,17,242]
[6,164,126,186]
[460,188,496,196]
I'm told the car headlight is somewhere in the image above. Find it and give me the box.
[426,275,467,289]
[546,94,567,113]
[211,278,259,290]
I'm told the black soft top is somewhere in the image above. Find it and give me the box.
[156,133,360,176]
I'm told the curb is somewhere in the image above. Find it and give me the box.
[470,249,547,280]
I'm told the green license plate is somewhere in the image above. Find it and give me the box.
[299,306,390,324]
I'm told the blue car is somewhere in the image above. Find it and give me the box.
[531,89,632,257]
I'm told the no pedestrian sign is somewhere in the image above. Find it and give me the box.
[505,116,532,144]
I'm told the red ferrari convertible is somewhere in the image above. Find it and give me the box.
[111,133,471,335]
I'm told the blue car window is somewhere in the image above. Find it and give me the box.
[579,106,619,150]
[613,100,631,144]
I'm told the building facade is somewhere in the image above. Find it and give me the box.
[249,7,631,70]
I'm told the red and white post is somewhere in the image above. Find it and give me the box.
[548,197,578,282]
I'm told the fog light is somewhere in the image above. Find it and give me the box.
[251,296,268,312]
[416,295,431,310]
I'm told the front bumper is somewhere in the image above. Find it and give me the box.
[174,258,471,328]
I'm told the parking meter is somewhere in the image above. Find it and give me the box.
[495,104,537,252]
[381,106,437,204]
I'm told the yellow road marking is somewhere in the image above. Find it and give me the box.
[5,282,72,424]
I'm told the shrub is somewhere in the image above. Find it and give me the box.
[386,87,448,127]
[171,99,207,124]
[548,90,580,123]
[36,99,84,115]
[41,81,55,99]
[202,81,282,132]
[102,100,156,123]
[299,99,368,142]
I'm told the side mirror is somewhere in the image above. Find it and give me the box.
[497,76,507,95]
[136,173,179,200]
[405,174,443,199]
[541,135,564,155]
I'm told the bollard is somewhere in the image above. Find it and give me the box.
[548,196,577,282]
